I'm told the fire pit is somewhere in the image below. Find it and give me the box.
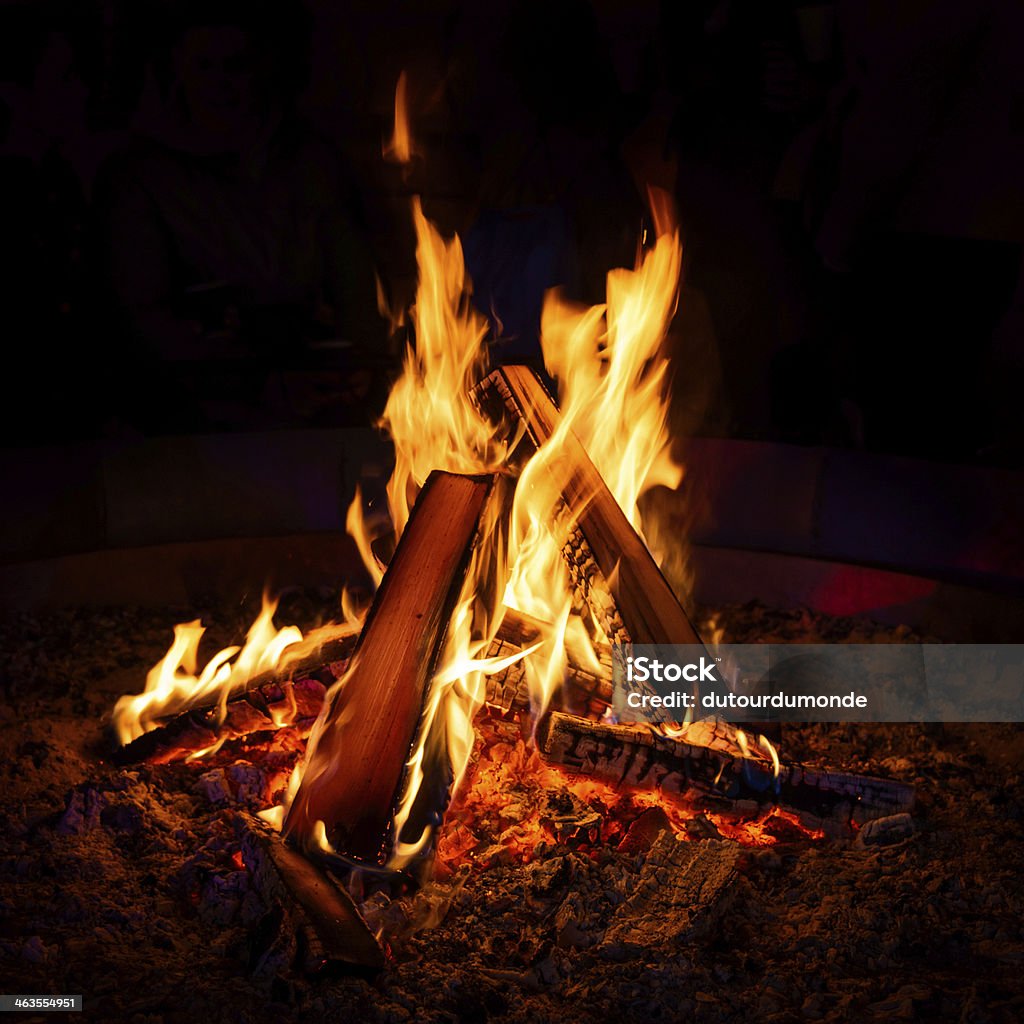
[3,597,1022,1022]
[2,197,1022,1024]
[104,196,912,952]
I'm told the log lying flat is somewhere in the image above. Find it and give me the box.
[537,711,914,836]
[240,813,385,975]
[115,608,614,765]
[600,833,741,951]
[284,471,500,863]
[475,365,702,650]
[112,676,334,766]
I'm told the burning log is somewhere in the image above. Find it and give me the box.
[284,471,501,863]
[476,365,781,741]
[240,814,385,975]
[485,608,612,717]
[537,711,914,836]
[114,607,614,766]
[112,677,333,766]
[475,365,702,649]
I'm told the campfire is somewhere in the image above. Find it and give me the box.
[106,190,913,977]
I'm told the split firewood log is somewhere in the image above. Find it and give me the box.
[473,365,703,649]
[283,471,502,863]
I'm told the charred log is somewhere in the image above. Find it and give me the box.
[537,711,914,836]
[112,677,332,766]
[240,814,385,976]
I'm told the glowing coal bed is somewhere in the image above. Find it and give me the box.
[2,595,1022,1023]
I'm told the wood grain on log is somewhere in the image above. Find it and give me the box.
[537,711,914,835]
[485,607,612,717]
[475,366,780,741]
[599,834,741,952]
[284,471,500,863]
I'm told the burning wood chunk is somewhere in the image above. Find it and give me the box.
[599,834,741,955]
[112,677,329,766]
[240,814,385,977]
[682,813,726,842]
[616,805,675,855]
[474,365,703,648]
[284,471,502,863]
[538,711,914,836]
[195,762,294,811]
[539,789,603,844]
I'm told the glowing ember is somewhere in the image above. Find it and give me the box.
[439,724,812,869]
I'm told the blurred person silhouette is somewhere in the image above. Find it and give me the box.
[93,0,385,433]
[656,0,842,444]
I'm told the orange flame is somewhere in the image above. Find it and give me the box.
[383,70,414,165]
[541,215,684,530]
[377,198,508,537]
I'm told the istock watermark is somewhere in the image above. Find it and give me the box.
[612,644,1024,724]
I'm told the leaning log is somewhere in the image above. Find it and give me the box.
[475,366,779,741]
[537,711,914,836]
[474,366,702,649]
[284,471,501,863]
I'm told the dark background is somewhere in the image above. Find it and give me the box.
[2,0,1022,465]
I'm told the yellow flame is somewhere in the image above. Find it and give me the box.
[267,684,298,729]
[387,611,541,868]
[185,737,227,762]
[541,211,684,531]
[113,594,364,745]
[346,484,386,590]
[258,764,303,831]
[379,198,508,538]
[760,732,781,780]
[113,594,303,744]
